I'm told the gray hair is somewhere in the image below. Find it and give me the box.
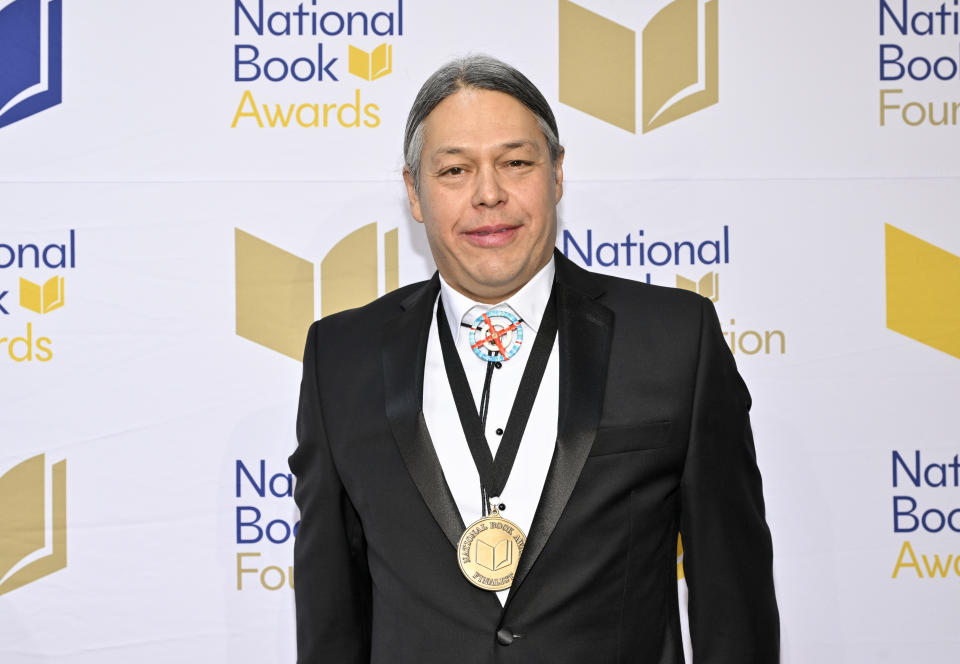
[403,55,561,193]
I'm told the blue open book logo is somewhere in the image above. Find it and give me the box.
[0,0,62,129]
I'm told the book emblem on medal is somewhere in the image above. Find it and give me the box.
[457,508,526,592]
[476,538,512,572]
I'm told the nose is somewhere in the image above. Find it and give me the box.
[471,164,507,209]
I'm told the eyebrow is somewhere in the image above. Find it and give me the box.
[500,140,540,152]
[431,140,542,157]
[433,146,465,156]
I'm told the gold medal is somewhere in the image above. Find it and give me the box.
[457,504,526,591]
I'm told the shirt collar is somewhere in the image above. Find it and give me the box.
[438,256,556,343]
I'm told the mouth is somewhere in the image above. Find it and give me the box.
[463,224,520,247]
[467,224,519,236]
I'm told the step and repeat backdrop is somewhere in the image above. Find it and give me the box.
[2,1,959,662]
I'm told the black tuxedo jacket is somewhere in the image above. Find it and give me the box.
[290,250,779,663]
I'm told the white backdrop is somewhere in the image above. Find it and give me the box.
[2,2,959,663]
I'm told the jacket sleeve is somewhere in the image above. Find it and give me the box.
[289,320,372,663]
[680,297,780,663]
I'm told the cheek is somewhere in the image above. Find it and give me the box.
[421,190,462,229]
[422,204,463,253]
[515,183,555,225]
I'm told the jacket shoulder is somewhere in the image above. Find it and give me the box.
[555,248,707,318]
[596,271,706,312]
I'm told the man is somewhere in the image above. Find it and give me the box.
[290,55,779,663]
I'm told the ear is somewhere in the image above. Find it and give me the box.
[553,147,565,203]
[402,168,424,223]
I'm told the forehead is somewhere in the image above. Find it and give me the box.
[421,87,545,151]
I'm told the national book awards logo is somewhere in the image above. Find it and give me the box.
[0,454,67,595]
[231,222,398,589]
[884,224,960,579]
[878,0,960,127]
[558,0,718,134]
[230,0,404,129]
[0,230,76,362]
[562,226,787,357]
[0,0,62,129]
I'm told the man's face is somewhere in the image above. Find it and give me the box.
[403,87,563,304]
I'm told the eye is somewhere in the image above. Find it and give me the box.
[441,166,464,176]
[507,160,529,168]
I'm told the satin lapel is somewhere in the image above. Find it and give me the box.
[506,253,614,606]
[382,274,466,549]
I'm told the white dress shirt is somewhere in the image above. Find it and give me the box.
[422,258,559,606]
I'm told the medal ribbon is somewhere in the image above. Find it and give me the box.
[436,287,558,515]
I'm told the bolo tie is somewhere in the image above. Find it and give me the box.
[436,291,559,592]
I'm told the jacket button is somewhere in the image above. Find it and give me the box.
[496,627,514,646]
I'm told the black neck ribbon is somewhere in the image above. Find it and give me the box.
[436,286,558,516]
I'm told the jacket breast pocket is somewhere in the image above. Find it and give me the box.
[588,420,673,457]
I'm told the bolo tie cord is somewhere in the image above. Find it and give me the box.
[478,359,495,517]
[461,319,522,515]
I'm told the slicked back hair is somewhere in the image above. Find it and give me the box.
[403,55,561,193]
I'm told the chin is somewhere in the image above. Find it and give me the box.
[472,273,531,302]
[471,270,520,291]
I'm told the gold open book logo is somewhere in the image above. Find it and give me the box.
[559,0,719,133]
[235,223,399,361]
[676,271,719,302]
[885,224,960,360]
[19,276,65,314]
[0,455,67,596]
[348,43,392,81]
